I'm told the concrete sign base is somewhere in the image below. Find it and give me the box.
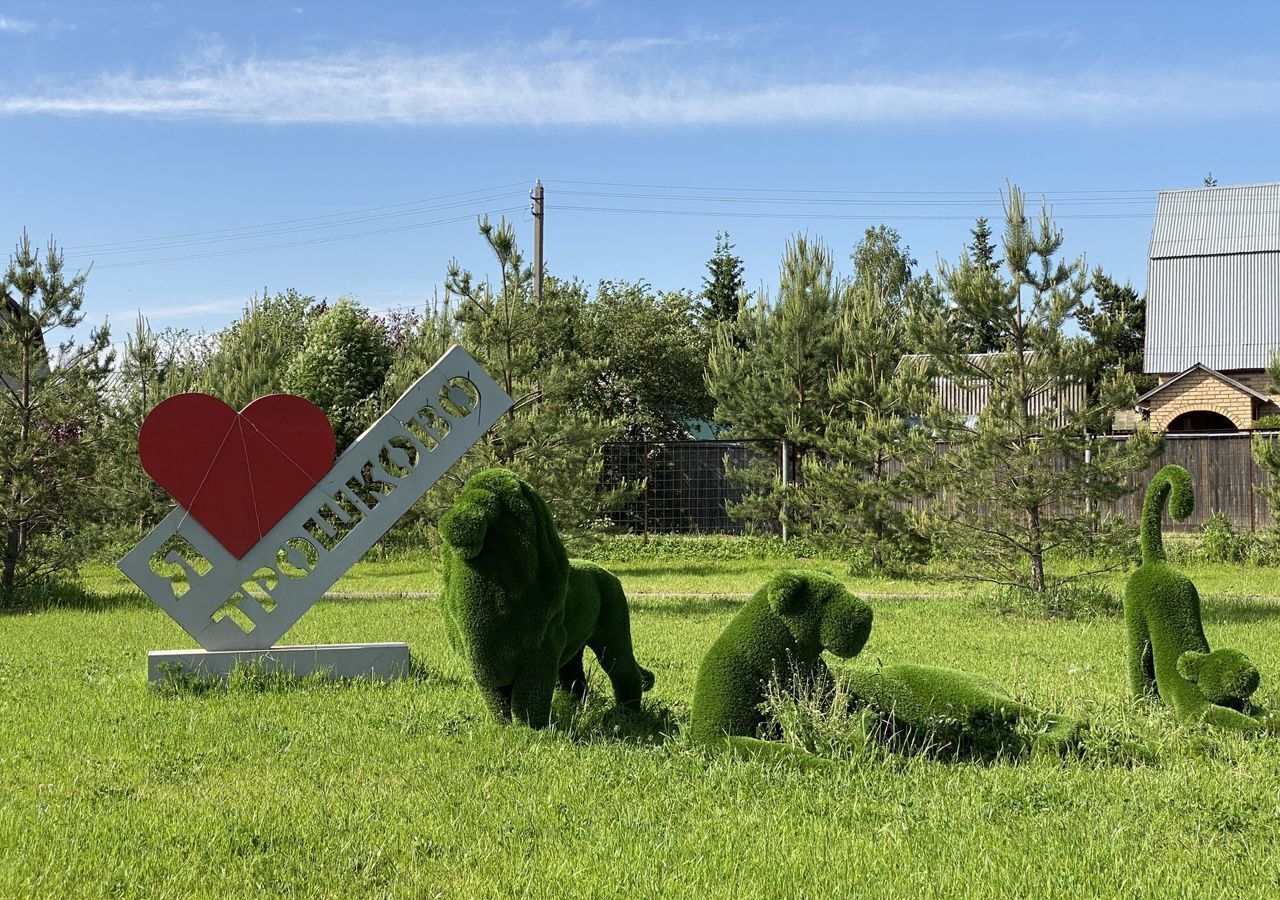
[147,642,411,685]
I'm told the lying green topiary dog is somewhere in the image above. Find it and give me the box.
[843,663,1085,758]
[439,468,653,728]
[1124,464,1272,731]
[690,569,872,761]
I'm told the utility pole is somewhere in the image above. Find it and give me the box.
[531,180,544,306]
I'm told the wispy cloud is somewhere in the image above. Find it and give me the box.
[0,43,1274,127]
[0,15,35,33]
[133,297,248,319]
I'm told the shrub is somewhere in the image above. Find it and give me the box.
[989,581,1122,620]
[1201,512,1247,563]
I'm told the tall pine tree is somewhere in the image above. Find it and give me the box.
[917,186,1159,591]
[706,235,841,530]
[0,232,113,596]
[798,226,936,570]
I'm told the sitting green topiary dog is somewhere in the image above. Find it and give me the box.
[690,570,873,757]
[1124,464,1271,731]
[439,468,653,728]
[843,663,1085,758]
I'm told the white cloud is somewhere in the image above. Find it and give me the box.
[134,297,247,319]
[0,15,35,33]
[0,44,1275,127]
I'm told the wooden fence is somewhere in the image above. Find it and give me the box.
[1104,433,1273,532]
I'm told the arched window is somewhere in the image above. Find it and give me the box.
[1166,410,1238,432]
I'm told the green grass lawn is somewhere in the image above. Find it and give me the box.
[6,556,1280,897]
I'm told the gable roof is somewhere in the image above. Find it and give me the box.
[1150,182,1280,258]
[1144,182,1280,374]
[1135,362,1272,406]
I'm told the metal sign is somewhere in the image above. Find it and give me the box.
[119,344,512,652]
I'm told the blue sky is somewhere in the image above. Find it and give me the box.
[2,1,1278,341]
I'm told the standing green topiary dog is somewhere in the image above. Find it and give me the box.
[439,468,653,728]
[690,570,873,755]
[1124,464,1271,731]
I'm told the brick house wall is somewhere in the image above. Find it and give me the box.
[1147,367,1280,430]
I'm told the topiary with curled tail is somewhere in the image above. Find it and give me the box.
[689,569,873,764]
[439,468,653,728]
[1124,464,1274,731]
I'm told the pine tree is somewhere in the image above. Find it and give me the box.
[917,186,1160,591]
[111,314,203,534]
[700,232,746,327]
[951,218,1004,353]
[0,232,113,596]
[706,235,841,530]
[1077,269,1154,395]
[798,227,935,570]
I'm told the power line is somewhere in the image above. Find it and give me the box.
[74,191,527,259]
[92,206,527,270]
[545,178,1165,195]
[551,188,1156,207]
[552,204,1156,221]
[66,181,531,253]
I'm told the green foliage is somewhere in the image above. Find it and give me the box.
[707,230,937,563]
[796,226,935,569]
[1125,465,1273,731]
[284,298,393,450]
[1201,512,1250,563]
[199,288,316,410]
[577,280,713,439]
[439,469,651,727]
[575,533,824,563]
[378,295,459,407]
[1250,403,1280,536]
[0,232,113,597]
[1077,269,1155,395]
[108,314,205,535]
[689,569,872,744]
[916,184,1162,591]
[989,581,1123,620]
[700,231,746,326]
[839,664,1085,760]
[445,220,616,534]
[950,217,1004,353]
[707,234,840,449]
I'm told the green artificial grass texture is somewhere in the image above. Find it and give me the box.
[438,469,652,726]
[6,579,1280,897]
[1125,465,1271,730]
[689,569,872,743]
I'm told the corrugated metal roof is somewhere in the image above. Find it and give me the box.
[1144,252,1280,372]
[906,352,1087,423]
[1150,182,1280,258]
[1144,182,1280,374]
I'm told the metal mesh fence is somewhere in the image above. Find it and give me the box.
[599,440,780,535]
[601,433,1280,536]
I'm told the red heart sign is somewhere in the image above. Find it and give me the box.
[139,393,336,558]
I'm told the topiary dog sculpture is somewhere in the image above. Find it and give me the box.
[1124,464,1271,731]
[843,663,1085,757]
[690,570,872,756]
[439,468,652,728]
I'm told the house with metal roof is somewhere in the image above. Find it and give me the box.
[1134,182,1280,431]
